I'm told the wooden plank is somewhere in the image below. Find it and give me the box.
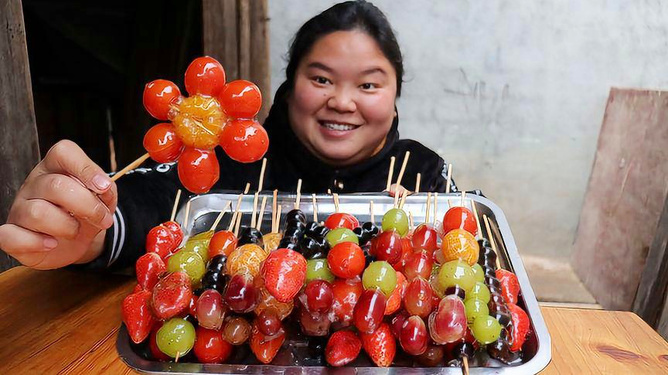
[250,0,270,122]
[540,307,668,374]
[0,0,39,272]
[634,192,668,329]
[571,88,668,311]
[203,0,239,80]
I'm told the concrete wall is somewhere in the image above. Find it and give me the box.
[268,0,668,260]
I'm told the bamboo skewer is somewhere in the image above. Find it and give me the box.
[333,193,340,213]
[257,158,267,192]
[228,192,246,232]
[110,153,150,182]
[483,215,502,270]
[395,151,411,189]
[234,210,243,237]
[385,156,396,191]
[274,205,282,233]
[271,190,278,233]
[294,179,302,209]
[415,173,421,194]
[461,191,466,207]
[399,188,409,209]
[170,189,182,222]
[209,201,232,232]
[408,211,414,232]
[445,163,453,194]
[312,194,318,222]
[463,356,469,375]
[256,196,267,231]
[471,200,483,239]
[433,192,439,226]
[251,192,259,228]
[369,200,375,224]
[425,192,431,224]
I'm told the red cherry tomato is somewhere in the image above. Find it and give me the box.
[143,79,181,121]
[177,147,220,194]
[328,242,365,279]
[412,223,439,253]
[209,230,238,258]
[184,56,226,97]
[143,123,184,163]
[442,206,478,237]
[218,80,262,119]
[163,220,183,246]
[324,213,359,230]
[220,119,269,163]
[193,326,233,363]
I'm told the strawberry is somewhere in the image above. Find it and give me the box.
[249,322,285,364]
[163,220,184,246]
[261,248,307,303]
[136,252,166,290]
[325,330,362,367]
[331,277,363,326]
[146,224,179,259]
[151,271,192,320]
[384,271,406,315]
[507,303,530,352]
[360,322,396,367]
[122,290,155,344]
[496,269,520,305]
[132,284,143,293]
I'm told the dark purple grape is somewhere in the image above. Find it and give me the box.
[284,222,306,239]
[445,285,466,300]
[477,238,490,249]
[238,227,263,248]
[285,209,306,225]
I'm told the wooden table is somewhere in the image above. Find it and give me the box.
[1,267,668,374]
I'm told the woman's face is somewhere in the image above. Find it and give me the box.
[288,30,398,167]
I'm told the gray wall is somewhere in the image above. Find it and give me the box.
[268,0,668,260]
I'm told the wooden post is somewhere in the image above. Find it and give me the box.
[0,0,39,271]
[203,0,270,122]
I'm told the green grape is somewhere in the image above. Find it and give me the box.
[467,281,491,303]
[464,298,489,324]
[471,315,502,345]
[156,317,196,358]
[167,249,206,285]
[438,259,476,293]
[381,208,409,237]
[325,227,359,247]
[362,261,397,297]
[471,263,485,283]
[183,230,214,262]
[305,258,335,283]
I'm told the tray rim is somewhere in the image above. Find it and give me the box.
[118,192,552,374]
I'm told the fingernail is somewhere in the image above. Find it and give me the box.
[93,174,111,191]
[43,238,58,249]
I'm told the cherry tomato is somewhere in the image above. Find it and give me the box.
[218,80,262,119]
[193,326,233,363]
[184,56,226,97]
[143,123,184,163]
[324,213,359,230]
[220,119,269,163]
[442,206,478,237]
[412,223,439,253]
[209,230,238,258]
[143,79,181,120]
[177,148,220,194]
[328,242,365,279]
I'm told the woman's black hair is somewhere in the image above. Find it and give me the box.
[284,0,404,96]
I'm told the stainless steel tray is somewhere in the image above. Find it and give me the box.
[117,192,551,374]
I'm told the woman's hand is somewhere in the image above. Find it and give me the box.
[387,183,411,197]
[0,140,117,270]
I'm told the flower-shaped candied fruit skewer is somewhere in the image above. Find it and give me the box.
[115,56,269,194]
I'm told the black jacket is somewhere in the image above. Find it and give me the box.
[90,82,456,269]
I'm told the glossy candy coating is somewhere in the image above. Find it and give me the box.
[223,274,258,313]
[177,148,220,194]
[184,230,214,262]
[217,80,261,118]
[167,250,206,286]
[193,327,233,363]
[143,123,184,163]
[222,316,251,345]
[156,317,196,358]
[371,230,403,264]
[325,213,359,230]
[438,259,476,293]
[442,206,478,237]
[143,79,181,121]
[325,227,359,247]
[327,242,365,279]
[353,288,387,333]
[362,261,397,297]
[172,95,226,149]
[403,277,434,318]
[381,208,409,237]
[209,230,237,258]
[220,119,269,163]
[441,228,480,266]
[184,56,226,97]
[226,243,268,278]
[305,258,335,283]
[411,223,439,253]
